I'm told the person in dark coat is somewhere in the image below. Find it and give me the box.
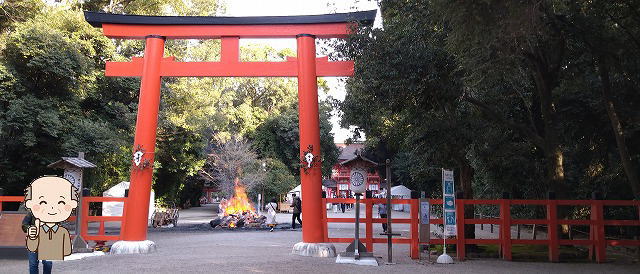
[378,202,388,232]
[290,194,302,229]
[22,211,53,274]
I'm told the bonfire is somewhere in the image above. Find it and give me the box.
[211,180,266,229]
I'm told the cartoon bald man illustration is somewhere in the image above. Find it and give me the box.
[24,176,78,260]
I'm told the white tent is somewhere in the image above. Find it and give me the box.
[389,185,412,212]
[287,184,327,203]
[102,181,155,221]
[287,184,302,202]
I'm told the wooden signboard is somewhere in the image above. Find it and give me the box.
[0,212,26,247]
[419,198,430,242]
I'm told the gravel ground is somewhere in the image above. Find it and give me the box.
[1,229,638,274]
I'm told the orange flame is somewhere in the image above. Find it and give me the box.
[220,180,256,216]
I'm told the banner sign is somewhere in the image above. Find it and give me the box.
[442,169,457,236]
[443,180,454,196]
[444,211,457,236]
[444,195,455,210]
[420,201,430,225]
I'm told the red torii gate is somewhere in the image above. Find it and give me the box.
[84,10,375,254]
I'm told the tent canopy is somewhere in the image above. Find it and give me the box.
[287,184,327,202]
[390,185,412,196]
[378,185,412,212]
[102,181,155,219]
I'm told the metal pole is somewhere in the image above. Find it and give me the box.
[354,193,361,259]
[385,159,393,264]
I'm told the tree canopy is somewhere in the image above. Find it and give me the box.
[0,1,340,208]
[337,0,640,201]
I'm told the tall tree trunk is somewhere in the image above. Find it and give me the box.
[458,159,476,246]
[598,56,640,199]
[529,53,567,197]
[546,144,566,195]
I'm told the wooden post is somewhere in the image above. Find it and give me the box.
[82,199,90,241]
[410,199,420,259]
[365,198,373,252]
[500,197,512,260]
[547,199,559,262]
[456,199,466,261]
[322,198,328,242]
[592,200,606,263]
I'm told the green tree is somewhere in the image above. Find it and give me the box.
[250,102,340,178]
[0,7,132,197]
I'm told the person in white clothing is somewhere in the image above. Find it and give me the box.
[266,199,278,232]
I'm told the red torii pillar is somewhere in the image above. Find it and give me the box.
[296,34,324,243]
[84,10,376,255]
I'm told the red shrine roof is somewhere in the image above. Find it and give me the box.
[337,143,364,160]
[340,154,378,166]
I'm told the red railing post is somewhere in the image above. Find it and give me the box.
[322,198,328,242]
[500,199,512,260]
[365,198,373,252]
[588,223,594,261]
[99,221,105,236]
[82,199,90,240]
[592,200,606,263]
[456,199,466,261]
[410,199,420,259]
[547,200,559,262]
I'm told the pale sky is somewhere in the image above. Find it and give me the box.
[223,0,381,143]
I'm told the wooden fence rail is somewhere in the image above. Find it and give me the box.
[0,196,126,242]
[322,198,640,262]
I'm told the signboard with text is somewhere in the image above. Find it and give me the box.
[442,169,457,236]
[419,199,430,241]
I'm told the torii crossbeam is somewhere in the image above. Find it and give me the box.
[84,10,375,255]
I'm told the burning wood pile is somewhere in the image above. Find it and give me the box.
[209,183,267,229]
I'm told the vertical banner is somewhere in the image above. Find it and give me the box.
[442,169,457,236]
[419,199,430,242]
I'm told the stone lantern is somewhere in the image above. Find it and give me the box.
[48,152,96,252]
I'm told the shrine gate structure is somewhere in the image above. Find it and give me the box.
[84,10,376,255]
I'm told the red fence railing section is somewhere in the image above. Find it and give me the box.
[0,196,126,243]
[80,197,126,241]
[0,196,24,212]
[323,198,640,263]
[323,198,420,259]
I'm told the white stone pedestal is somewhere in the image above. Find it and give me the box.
[292,242,336,257]
[110,240,156,254]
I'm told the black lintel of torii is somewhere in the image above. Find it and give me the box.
[83,10,377,28]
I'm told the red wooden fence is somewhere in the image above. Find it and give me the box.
[0,196,126,242]
[322,198,640,263]
[3,195,638,262]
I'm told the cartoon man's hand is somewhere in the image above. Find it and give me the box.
[28,219,40,239]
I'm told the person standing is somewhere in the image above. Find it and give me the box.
[378,202,388,233]
[266,199,278,232]
[22,211,52,274]
[291,194,302,229]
